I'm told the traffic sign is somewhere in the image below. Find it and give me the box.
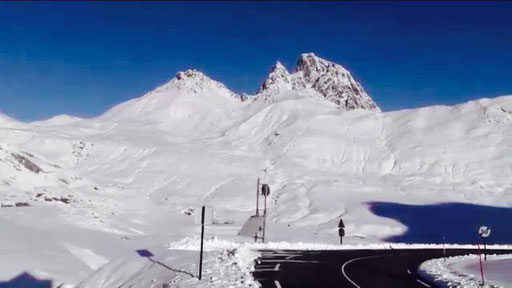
[261,184,270,196]
[478,226,491,238]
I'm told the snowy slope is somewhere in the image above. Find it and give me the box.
[97,69,244,137]
[0,55,510,286]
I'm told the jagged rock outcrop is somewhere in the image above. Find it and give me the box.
[257,53,380,111]
[256,61,292,94]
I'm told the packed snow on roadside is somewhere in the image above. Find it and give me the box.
[78,238,512,288]
[419,253,512,288]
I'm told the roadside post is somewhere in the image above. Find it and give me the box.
[477,243,485,286]
[199,205,205,280]
[478,226,491,261]
[442,236,446,262]
[261,184,270,243]
[338,219,345,245]
[237,180,271,243]
[256,178,260,216]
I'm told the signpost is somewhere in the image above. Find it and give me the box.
[199,206,205,280]
[261,184,270,242]
[256,178,260,216]
[238,179,271,243]
[477,225,491,286]
[442,236,446,262]
[194,206,213,225]
[477,243,485,286]
[478,226,491,261]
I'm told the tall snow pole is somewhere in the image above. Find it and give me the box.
[256,178,260,216]
[483,238,487,261]
[254,178,261,243]
[443,236,446,262]
[199,205,205,280]
[261,184,270,243]
[262,191,267,243]
[478,243,485,286]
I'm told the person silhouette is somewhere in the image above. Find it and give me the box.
[338,218,345,244]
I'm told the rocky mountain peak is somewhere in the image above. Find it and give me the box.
[170,69,215,89]
[258,53,380,111]
[174,69,206,81]
[256,61,292,94]
[295,52,349,82]
[152,69,242,100]
[272,61,288,72]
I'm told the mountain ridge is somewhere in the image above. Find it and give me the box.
[256,53,380,111]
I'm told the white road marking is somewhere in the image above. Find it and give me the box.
[408,267,431,287]
[341,254,393,288]
[416,279,432,287]
[253,269,280,272]
[272,255,297,288]
[274,263,282,288]
[260,259,322,264]
[260,253,302,257]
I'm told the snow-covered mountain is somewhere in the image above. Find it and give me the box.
[257,53,380,111]
[97,69,245,136]
[0,53,510,286]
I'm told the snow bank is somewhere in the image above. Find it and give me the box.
[419,254,512,288]
[79,237,512,288]
[78,238,261,288]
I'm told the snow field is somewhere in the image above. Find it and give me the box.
[0,60,510,286]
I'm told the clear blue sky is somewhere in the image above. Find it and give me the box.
[0,1,511,121]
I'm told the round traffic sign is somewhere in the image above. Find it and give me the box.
[261,184,270,196]
[478,226,491,238]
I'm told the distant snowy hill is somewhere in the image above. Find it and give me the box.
[0,53,510,286]
[0,113,21,128]
[32,114,83,126]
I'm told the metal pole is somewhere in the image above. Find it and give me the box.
[484,238,487,261]
[256,178,260,216]
[264,193,267,216]
[199,205,205,280]
[478,243,485,286]
[262,193,267,243]
[442,236,446,262]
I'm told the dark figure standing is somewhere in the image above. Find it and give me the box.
[338,218,345,244]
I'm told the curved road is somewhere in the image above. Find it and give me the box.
[252,248,511,288]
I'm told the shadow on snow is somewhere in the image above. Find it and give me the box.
[368,202,512,244]
[0,272,51,288]
[136,249,196,278]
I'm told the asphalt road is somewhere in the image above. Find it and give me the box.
[252,248,511,288]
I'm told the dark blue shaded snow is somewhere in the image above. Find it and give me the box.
[369,202,512,244]
[0,272,51,288]
[136,249,155,258]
